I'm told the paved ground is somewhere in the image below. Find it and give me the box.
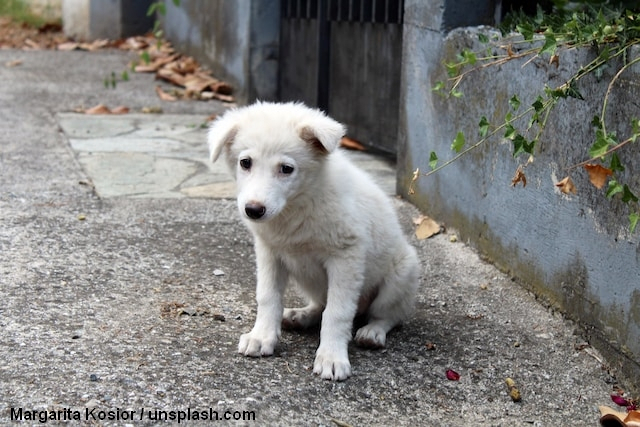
[0,48,623,426]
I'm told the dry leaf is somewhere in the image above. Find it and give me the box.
[340,136,366,151]
[155,85,177,101]
[57,41,79,51]
[505,377,522,402]
[5,59,23,67]
[506,44,514,57]
[511,165,527,187]
[549,54,560,68]
[556,176,577,194]
[415,215,442,240]
[584,164,613,189]
[110,106,130,114]
[85,104,112,115]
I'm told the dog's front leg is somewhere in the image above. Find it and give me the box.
[313,255,363,381]
[238,239,287,357]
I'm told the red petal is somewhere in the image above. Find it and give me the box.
[446,369,460,381]
[611,394,630,407]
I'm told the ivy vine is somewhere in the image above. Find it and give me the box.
[418,0,640,233]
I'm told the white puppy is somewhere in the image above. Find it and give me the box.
[208,102,419,381]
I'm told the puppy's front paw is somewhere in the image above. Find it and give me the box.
[313,347,351,381]
[238,330,278,357]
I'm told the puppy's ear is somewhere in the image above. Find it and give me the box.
[208,114,238,163]
[298,114,346,154]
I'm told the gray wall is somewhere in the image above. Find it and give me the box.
[399,0,640,389]
[162,0,280,104]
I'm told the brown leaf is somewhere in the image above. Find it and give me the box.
[415,215,442,240]
[110,106,130,114]
[85,104,112,115]
[156,67,187,87]
[511,165,527,187]
[5,59,23,67]
[155,85,177,101]
[556,176,577,195]
[584,163,613,189]
[340,136,366,151]
[57,41,79,51]
[549,54,560,68]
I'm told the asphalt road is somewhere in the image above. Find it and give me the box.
[0,49,620,426]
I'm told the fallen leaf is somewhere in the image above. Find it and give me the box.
[141,106,164,114]
[5,59,23,67]
[24,38,42,50]
[85,104,112,115]
[110,106,130,114]
[340,136,366,151]
[556,176,577,194]
[505,377,522,402]
[57,41,79,51]
[155,85,177,101]
[549,54,560,68]
[446,369,460,381]
[585,164,613,189]
[612,394,632,408]
[511,165,527,187]
[415,215,442,240]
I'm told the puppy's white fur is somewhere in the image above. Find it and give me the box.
[208,102,419,381]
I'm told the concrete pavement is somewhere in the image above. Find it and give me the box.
[0,48,624,426]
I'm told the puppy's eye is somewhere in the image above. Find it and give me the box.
[239,158,252,170]
[280,164,295,175]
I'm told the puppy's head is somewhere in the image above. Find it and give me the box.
[208,102,346,221]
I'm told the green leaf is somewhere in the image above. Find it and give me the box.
[630,212,640,233]
[609,152,624,172]
[432,81,445,92]
[606,180,623,198]
[512,134,535,157]
[445,62,459,78]
[509,95,521,111]
[516,23,534,41]
[172,0,181,6]
[589,132,610,159]
[462,49,477,66]
[540,32,557,56]
[429,151,438,170]
[452,131,465,153]
[121,70,129,81]
[450,88,464,98]
[140,50,151,65]
[504,123,516,140]
[591,115,603,129]
[532,96,544,113]
[622,185,638,203]
[478,116,490,138]
[478,33,489,43]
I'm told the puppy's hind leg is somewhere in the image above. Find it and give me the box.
[282,303,323,330]
[355,248,420,349]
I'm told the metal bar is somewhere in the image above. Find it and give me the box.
[317,0,330,112]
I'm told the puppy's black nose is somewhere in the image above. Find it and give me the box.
[245,202,266,219]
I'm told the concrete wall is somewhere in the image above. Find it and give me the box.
[161,0,280,104]
[399,0,640,389]
[62,0,153,40]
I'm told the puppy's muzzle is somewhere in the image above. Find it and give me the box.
[245,202,267,220]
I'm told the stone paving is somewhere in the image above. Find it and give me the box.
[57,113,396,199]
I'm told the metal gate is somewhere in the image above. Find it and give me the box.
[279,0,404,155]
